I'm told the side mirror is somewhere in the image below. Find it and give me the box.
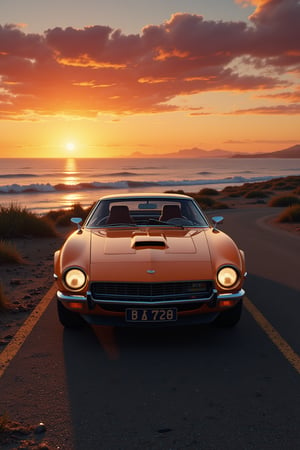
[212,216,224,231]
[71,217,83,232]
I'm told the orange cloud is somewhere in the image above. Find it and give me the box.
[0,0,299,119]
[258,88,300,102]
[229,104,300,115]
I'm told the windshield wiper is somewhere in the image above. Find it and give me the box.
[107,222,137,227]
[148,219,184,229]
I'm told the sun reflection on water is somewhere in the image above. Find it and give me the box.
[61,193,85,209]
[62,158,82,209]
[64,158,79,184]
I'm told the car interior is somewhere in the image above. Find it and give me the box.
[86,198,208,227]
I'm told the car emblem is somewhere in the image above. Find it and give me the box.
[147,269,156,274]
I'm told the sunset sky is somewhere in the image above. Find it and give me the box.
[0,0,299,158]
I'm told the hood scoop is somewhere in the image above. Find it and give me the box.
[131,235,167,249]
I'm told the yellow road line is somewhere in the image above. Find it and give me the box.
[0,284,56,379]
[244,296,300,375]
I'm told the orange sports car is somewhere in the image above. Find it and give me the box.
[54,193,246,328]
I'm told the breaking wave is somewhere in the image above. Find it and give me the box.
[0,175,282,194]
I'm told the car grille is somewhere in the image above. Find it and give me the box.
[97,301,206,313]
[90,280,213,304]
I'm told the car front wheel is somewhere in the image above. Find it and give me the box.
[57,300,84,328]
[214,299,243,327]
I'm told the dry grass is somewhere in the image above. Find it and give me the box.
[197,188,219,196]
[191,195,229,210]
[44,202,91,227]
[293,186,300,195]
[0,240,25,264]
[0,204,57,238]
[243,189,271,199]
[221,175,300,199]
[269,195,300,207]
[0,412,9,432]
[276,205,300,223]
[0,283,9,311]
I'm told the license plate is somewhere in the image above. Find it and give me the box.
[125,308,177,322]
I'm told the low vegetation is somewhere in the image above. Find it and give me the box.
[0,412,9,432]
[0,204,57,238]
[0,283,9,311]
[243,189,271,199]
[0,240,24,264]
[165,189,228,209]
[197,188,219,196]
[293,186,300,195]
[221,175,300,199]
[221,187,246,198]
[44,202,91,227]
[276,205,300,223]
[193,195,229,210]
[269,195,300,207]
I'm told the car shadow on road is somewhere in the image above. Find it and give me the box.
[61,319,251,450]
[61,273,300,450]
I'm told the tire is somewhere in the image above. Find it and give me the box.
[214,299,243,327]
[57,300,84,328]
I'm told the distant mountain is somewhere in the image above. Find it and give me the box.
[232,145,300,158]
[128,144,300,158]
[128,147,235,158]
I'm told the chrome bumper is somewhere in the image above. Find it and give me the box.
[57,288,245,305]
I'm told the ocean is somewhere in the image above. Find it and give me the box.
[0,157,299,213]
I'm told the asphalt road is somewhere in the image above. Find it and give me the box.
[1,207,300,450]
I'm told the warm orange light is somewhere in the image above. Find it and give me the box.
[219,300,236,308]
[68,302,84,310]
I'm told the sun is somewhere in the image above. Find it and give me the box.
[66,142,76,152]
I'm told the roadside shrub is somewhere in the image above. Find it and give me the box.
[198,188,219,196]
[44,203,90,227]
[271,177,299,191]
[0,204,57,238]
[276,205,300,223]
[193,196,215,209]
[293,186,300,195]
[271,181,290,190]
[0,283,9,311]
[227,191,246,198]
[268,195,300,207]
[44,209,64,223]
[165,190,185,195]
[0,240,25,264]
[244,190,270,199]
[192,195,231,210]
[221,186,246,197]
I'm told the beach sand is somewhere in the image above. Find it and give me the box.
[0,232,67,346]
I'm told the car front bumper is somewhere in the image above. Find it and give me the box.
[56,288,245,326]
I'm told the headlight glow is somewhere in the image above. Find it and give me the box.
[64,268,87,290]
[217,266,239,288]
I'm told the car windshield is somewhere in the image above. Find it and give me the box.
[85,197,209,228]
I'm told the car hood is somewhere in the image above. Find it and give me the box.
[89,228,213,282]
[56,226,244,286]
[92,229,204,256]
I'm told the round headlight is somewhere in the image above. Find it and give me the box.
[64,268,86,290]
[217,266,238,288]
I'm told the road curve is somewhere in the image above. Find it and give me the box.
[0,207,299,450]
